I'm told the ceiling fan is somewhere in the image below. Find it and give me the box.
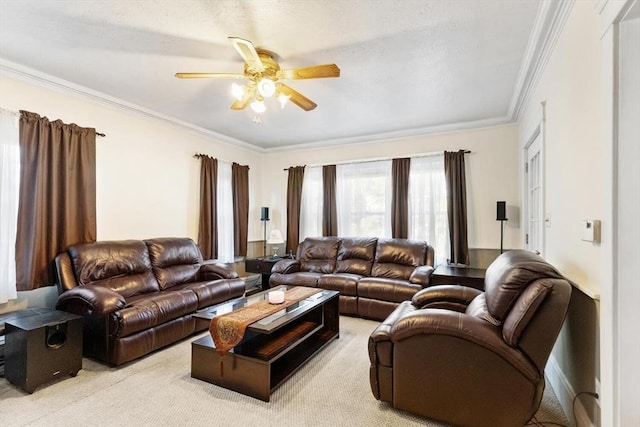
[175,37,340,113]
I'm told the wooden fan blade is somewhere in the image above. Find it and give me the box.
[231,94,252,110]
[229,37,265,72]
[280,64,340,80]
[277,84,317,111]
[175,72,245,79]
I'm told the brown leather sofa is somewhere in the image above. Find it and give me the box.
[55,237,245,366]
[368,250,572,427]
[269,237,435,320]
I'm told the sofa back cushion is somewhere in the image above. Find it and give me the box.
[335,237,377,276]
[68,240,159,298]
[297,237,341,274]
[371,239,428,281]
[145,237,203,289]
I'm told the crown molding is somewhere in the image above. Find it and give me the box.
[0,59,263,153]
[508,0,576,122]
[263,116,515,153]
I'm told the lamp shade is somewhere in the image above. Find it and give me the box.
[267,229,284,244]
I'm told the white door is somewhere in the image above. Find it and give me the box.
[525,131,543,255]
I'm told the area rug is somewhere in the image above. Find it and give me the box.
[0,316,569,426]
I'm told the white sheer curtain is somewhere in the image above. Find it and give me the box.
[299,165,323,240]
[408,154,450,266]
[216,161,235,263]
[0,108,20,303]
[336,160,392,238]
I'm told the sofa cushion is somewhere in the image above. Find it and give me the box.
[297,237,341,273]
[110,289,199,338]
[145,237,202,289]
[167,279,246,309]
[69,240,159,298]
[371,239,428,281]
[335,237,377,276]
[318,273,360,296]
[269,272,323,288]
[358,277,421,303]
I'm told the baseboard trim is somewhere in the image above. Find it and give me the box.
[546,354,599,426]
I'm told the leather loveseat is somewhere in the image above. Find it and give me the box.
[55,237,245,366]
[368,249,572,426]
[269,237,435,320]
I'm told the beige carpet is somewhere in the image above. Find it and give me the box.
[0,316,569,427]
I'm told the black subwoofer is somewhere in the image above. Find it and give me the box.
[5,310,82,393]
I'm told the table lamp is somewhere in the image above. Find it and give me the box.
[267,229,284,257]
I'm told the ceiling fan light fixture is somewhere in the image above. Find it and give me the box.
[250,99,266,113]
[231,82,244,100]
[257,77,276,98]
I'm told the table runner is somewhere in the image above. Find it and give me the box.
[209,286,321,355]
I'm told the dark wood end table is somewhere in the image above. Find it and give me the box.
[244,256,283,289]
[431,265,486,290]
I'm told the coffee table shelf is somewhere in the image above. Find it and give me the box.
[191,287,339,401]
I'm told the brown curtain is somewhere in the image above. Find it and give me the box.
[232,163,249,257]
[444,150,470,265]
[322,165,338,236]
[286,166,305,254]
[16,111,96,290]
[198,156,218,260]
[391,158,410,239]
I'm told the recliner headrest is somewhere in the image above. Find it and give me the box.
[484,250,565,323]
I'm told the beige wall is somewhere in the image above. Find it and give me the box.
[519,1,603,297]
[262,124,521,253]
[1,72,521,313]
[0,74,264,242]
[518,2,603,424]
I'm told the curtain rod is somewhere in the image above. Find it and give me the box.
[283,150,471,171]
[96,132,105,137]
[194,153,250,169]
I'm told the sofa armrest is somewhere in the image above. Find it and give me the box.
[272,259,301,274]
[409,265,434,287]
[411,285,482,309]
[390,309,538,381]
[56,285,126,316]
[198,261,239,280]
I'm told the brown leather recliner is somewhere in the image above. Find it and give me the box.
[368,250,572,427]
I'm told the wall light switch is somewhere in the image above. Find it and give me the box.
[580,220,601,243]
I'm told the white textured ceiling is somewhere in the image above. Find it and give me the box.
[0,0,542,151]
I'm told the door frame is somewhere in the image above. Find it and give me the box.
[521,101,546,255]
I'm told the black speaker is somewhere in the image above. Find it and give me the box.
[260,207,269,221]
[5,310,82,393]
[496,201,507,221]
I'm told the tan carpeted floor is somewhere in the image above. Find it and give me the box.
[0,316,569,427]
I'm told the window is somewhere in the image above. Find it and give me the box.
[296,154,450,263]
[299,166,323,240]
[336,160,392,237]
[216,161,235,263]
[408,155,449,266]
[0,108,20,303]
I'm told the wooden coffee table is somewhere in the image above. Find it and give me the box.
[191,286,339,401]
